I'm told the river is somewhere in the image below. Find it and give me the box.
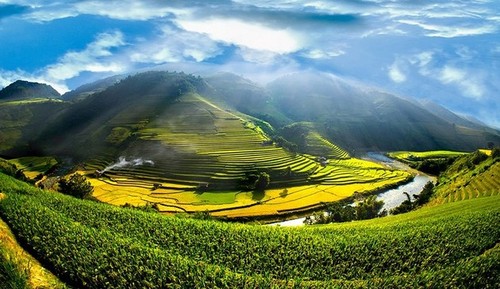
[269,153,435,227]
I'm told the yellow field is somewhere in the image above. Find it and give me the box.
[388,150,467,161]
[87,162,410,218]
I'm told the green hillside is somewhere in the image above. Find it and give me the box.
[0,172,498,288]
[40,71,362,191]
[61,75,123,101]
[431,149,500,204]
[0,99,68,155]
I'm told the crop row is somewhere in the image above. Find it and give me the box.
[1,173,498,288]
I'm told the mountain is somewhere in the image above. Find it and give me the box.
[204,72,291,128]
[0,80,60,100]
[39,71,207,158]
[0,99,68,156]
[264,72,500,152]
[33,71,369,192]
[2,70,499,160]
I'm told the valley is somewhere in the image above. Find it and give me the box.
[0,71,499,288]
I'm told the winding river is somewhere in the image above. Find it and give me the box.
[270,153,435,227]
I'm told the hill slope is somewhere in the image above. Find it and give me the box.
[431,149,500,204]
[0,172,498,288]
[0,99,68,156]
[61,75,124,101]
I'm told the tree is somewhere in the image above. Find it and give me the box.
[58,173,93,199]
[254,172,270,192]
[355,195,384,220]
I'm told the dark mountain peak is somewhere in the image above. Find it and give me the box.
[114,70,207,95]
[205,71,271,112]
[0,80,61,100]
[265,71,500,152]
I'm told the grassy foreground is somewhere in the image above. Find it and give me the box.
[0,211,66,289]
[0,172,498,288]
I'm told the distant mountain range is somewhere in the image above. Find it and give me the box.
[0,71,498,161]
[206,71,499,152]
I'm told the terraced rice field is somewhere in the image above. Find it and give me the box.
[84,93,411,218]
[305,131,349,159]
[434,161,500,204]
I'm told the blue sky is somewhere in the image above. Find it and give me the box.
[0,0,499,128]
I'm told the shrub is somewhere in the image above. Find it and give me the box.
[58,173,93,199]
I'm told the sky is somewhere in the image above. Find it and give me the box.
[0,0,499,128]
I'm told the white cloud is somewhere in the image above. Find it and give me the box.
[409,51,434,76]
[130,27,222,64]
[403,51,488,101]
[22,0,182,22]
[74,0,178,21]
[0,31,127,93]
[362,25,407,38]
[388,61,406,83]
[45,31,126,81]
[439,66,466,83]
[301,48,345,59]
[437,66,485,100]
[176,18,301,54]
[398,19,497,38]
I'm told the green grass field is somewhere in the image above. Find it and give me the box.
[0,172,498,288]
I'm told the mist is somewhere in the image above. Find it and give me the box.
[100,156,154,173]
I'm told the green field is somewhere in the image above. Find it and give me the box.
[0,172,498,288]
